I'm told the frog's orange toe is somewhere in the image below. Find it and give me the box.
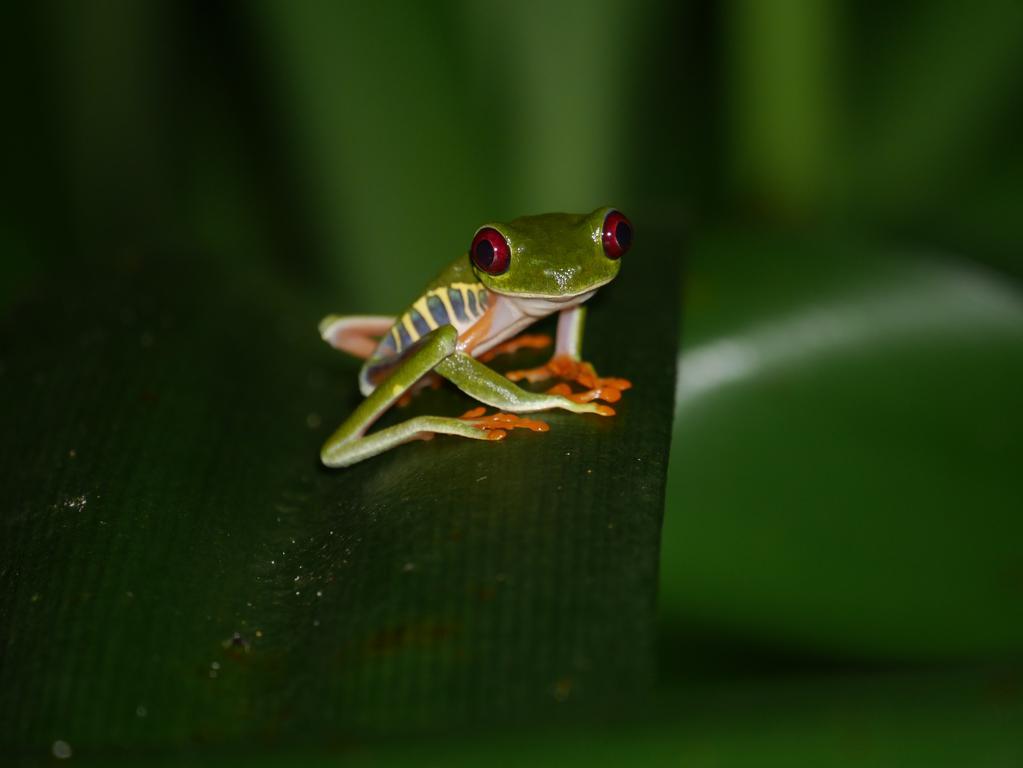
[603,377,632,391]
[479,334,553,363]
[489,413,549,432]
[594,405,616,416]
[507,357,633,399]
[548,383,623,404]
[581,387,622,404]
[461,408,549,434]
[568,367,632,395]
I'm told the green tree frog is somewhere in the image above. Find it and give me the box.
[318,207,633,467]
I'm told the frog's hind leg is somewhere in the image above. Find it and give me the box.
[321,326,539,468]
[435,351,615,417]
[320,314,395,359]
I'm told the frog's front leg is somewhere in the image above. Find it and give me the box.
[505,306,632,402]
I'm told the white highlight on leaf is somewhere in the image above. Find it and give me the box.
[675,262,1023,416]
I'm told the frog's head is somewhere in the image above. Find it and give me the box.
[468,207,632,298]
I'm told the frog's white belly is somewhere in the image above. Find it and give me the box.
[468,290,596,357]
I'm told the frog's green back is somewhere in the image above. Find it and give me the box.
[427,252,476,290]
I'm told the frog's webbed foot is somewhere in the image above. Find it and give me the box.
[545,382,622,405]
[506,355,632,404]
[477,334,552,363]
[457,406,550,441]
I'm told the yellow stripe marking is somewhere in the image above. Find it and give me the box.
[413,297,438,330]
[401,312,419,342]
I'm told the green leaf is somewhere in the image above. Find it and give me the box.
[0,223,677,755]
[661,230,1023,658]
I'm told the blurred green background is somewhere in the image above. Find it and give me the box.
[4,0,1023,764]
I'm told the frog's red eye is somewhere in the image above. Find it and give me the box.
[602,210,632,259]
[470,227,511,275]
